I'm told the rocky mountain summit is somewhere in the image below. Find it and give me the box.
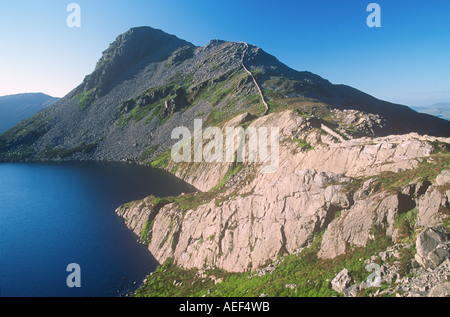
[1,26,449,296]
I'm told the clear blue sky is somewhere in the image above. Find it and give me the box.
[1,0,449,107]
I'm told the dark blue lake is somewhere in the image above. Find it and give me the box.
[0,161,196,297]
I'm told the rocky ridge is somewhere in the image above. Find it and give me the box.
[1,27,449,164]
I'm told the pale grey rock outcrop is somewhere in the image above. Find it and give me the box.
[170,169,351,272]
[415,226,450,269]
[428,282,450,297]
[331,269,352,293]
[415,169,450,228]
[117,168,352,272]
[416,187,448,228]
[318,159,450,260]
[436,170,450,186]
[318,193,400,259]
[116,198,153,237]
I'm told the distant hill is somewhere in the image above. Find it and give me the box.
[0,93,59,133]
[411,103,450,121]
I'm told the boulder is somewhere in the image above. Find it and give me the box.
[436,170,450,186]
[415,226,450,269]
[416,187,447,228]
[354,178,378,200]
[331,269,352,293]
[428,282,450,297]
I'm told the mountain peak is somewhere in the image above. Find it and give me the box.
[205,39,227,48]
[115,26,183,46]
[77,26,194,98]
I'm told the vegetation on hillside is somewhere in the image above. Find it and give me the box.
[134,226,393,297]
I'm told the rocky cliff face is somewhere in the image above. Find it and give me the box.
[116,109,450,274]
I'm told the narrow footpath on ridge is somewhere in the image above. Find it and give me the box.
[240,42,269,116]
[240,43,348,142]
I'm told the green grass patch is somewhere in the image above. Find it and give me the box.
[0,147,35,161]
[431,140,450,154]
[0,114,50,161]
[76,89,95,110]
[212,161,245,190]
[147,150,172,169]
[398,244,417,278]
[39,142,97,159]
[394,208,419,243]
[120,69,256,130]
[294,138,313,151]
[203,108,229,127]
[443,216,450,231]
[377,153,450,192]
[340,151,449,200]
[293,109,311,118]
[240,94,260,108]
[250,67,264,77]
[117,73,194,129]
[135,258,224,297]
[139,145,159,161]
[140,220,151,244]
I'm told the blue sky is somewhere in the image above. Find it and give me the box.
[0,0,449,107]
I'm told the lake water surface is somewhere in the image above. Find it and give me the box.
[0,161,196,297]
